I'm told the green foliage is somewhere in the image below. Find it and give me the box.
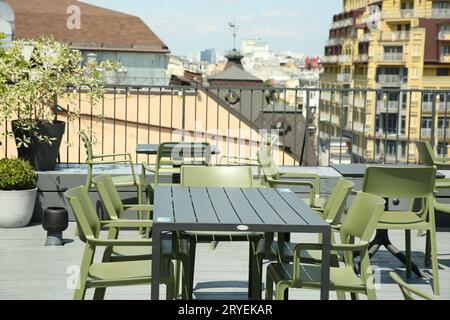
[0,36,121,147]
[0,158,36,190]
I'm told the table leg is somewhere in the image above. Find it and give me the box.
[367,230,426,278]
[151,226,162,300]
[320,227,331,300]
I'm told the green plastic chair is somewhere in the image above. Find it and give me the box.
[265,192,386,300]
[415,140,450,170]
[141,142,212,200]
[257,144,324,208]
[92,174,190,299]
[79,131,144,232]
[255,178,355,266]
[389,272,435,300]
[180,166,264,300]
[363,166,440,295]
[64,185,176,300]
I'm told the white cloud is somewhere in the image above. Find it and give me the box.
[244,27,302,39]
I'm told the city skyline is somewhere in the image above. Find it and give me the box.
[82,0,341,56]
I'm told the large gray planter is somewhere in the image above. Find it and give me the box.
[0,188,38,228]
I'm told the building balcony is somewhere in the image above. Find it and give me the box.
[330,18,354,30]
[376,100,401,113]
[422,101,450,113]
[337,55,352,63]
[432,8,450,18]
[379,32,410,42]
[378,52,406,64]
[382,9,417,19]
[354,54,368,63]
[322,55,338,63]
[337,73,352,83]
[439,30,450,41]
[377,74,406,87]
[325,38,343,46]
[441,54,450,63]
[358,33,372,43]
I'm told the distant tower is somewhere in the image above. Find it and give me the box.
[228,21,240,50]
[0,0,15,45]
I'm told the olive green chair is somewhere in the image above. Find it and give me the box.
[64,186,176,300]
[363,166,440,295]
[141,142,212,200]
[257,144,324,209]
[79,131,144,232]
[390,272,434,300]
[415,140,450,170]
[266,192,386,300]
[255,178,355,266]
[180,166,263,300]
[92,174,190,299]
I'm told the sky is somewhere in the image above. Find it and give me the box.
[82,0,342,57]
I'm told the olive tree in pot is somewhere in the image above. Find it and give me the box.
[0,36,120,171]
[0,158,37,228]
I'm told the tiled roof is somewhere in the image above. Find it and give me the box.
[6,0,170,53]
[208,65,262,81]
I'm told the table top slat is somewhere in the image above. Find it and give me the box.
[205,188,241,224]
[241,189,286,225]
[257,189,308,225]
[275,189,327,226]
[224,188,263,225]
[153,187,175,223]
[172,187,197,223]
[189,187,219,224]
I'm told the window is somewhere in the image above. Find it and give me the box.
[437,68,450,76]
[438,143,448,156]
[422,117,432,129]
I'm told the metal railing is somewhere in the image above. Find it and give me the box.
[2,86,450,167]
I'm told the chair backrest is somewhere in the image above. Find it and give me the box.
[92,175,123,220]
[389,272,434,300]
[257,145,280,180]
[79,131,94,161]
[340,192,386,243]
[414,140,436,166]
[181,166,253,188]
[363,166,436,199]
[65,186,101,243]
[322,178,355,225]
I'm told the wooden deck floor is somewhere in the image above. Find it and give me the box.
[1,223,449,300]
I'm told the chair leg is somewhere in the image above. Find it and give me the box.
[174,259,182,299]
[425,231,431,267]
[275,283,290,300]
[180,255,191,300]
[429,227,440,295]
[249,238,262,300]
[187,238,197,300]
[137,184,144,235]
[405,230,412,278]
[265,272,274,300]
[350,292,359,300]
[336,291,346,300]
[93,287,106,300]
[73,283,88,300]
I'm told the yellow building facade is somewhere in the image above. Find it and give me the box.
[320,0,450,163]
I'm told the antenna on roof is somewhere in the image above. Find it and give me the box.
[228,21,239,50]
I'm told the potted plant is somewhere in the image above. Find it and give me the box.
[0,158,37,228]
[0,36,120,171]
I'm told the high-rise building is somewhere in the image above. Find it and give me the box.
[200,48,216,64]
[319,0,450,164]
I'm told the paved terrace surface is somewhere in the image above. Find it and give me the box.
[1,223,449,300]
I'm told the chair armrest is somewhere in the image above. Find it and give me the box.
[268,178,315,189]
[89,159,133,166]
[92,153,133,160]
[86,236,153,247]
[142,162,156,174]
[123,205,154,212]
[100,220,153,229]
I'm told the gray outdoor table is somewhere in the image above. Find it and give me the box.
[136,143,221,155]
[151,186,332,300]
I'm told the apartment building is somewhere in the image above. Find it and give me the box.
[319,0,450,164]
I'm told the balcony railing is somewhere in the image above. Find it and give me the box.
[422,101,450,113]
[432,8,450,18]
[439,30,450,41]
[354,54,368,63]
[330,18,354,30]
[441,54,450,63]
[338,55,352,63]
[381,52,406,63]
[337,74,352,83]
[377,74,406,86]
[2,87,450,168]
[325,38,343,46]
[379,32,410,42]
[359,33,372,43]
[322,55,338,63]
